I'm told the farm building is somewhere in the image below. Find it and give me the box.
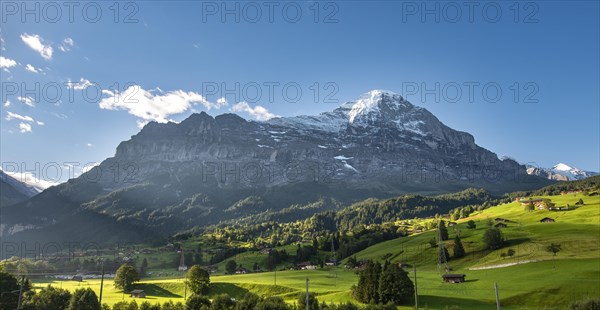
[235,267,250,274]
[540,217,555,223]
[494,223,508,228]
[71,275,83,282]
[442,274,466,283]
[494,218,508,222]
[296,262,318,270]
[130,290,146,298]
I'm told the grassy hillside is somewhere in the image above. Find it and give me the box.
[30,193,599,309]
[347,192,600,308]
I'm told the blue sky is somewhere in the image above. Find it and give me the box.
[1,1,598,185]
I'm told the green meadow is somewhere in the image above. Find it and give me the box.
[31,193,599,309]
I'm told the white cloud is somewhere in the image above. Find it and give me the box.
[0,37,5,51]
[217,97,228,105]
[59,37,74,52]
[99,85,226,123]
[5,111,45,132]
[4,100,10,107]
[136,120,149,128]
[19,122,32,133]
[82,162,100,174]
[25,64,42,73]
[65,77,93,90]
[52,112,68,119]
[0,56,17,69]
[86,143,93,147]
[1,168,60,190]
[17,96,35,107]
[20,33,53,60]
[6,111,34,122]
[230,102,278,121]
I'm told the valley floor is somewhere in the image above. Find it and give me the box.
[30,193,600,309]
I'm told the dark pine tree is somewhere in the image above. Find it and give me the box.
[439,220,449,241]
[379,263,414,305]
[453,236,466,259]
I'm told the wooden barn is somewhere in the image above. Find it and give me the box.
[442,274,466,283]
[130,290,146,298]
[540,217,555,223]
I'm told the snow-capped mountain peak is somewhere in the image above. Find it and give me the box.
[552,163,575,171]
[348,90,385,123]
[526,162,598,181]
[269,90,415,133]
[346,90,408,123]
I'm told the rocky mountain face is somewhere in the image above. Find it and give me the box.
[1,90,549,244]
[527,163,598,181]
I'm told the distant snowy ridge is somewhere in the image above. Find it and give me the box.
[526,163,598,181]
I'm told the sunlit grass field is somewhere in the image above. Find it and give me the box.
[31,193,600,309]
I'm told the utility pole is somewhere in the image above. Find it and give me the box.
[413,266,418,310]
[331,237,335,262]
[305,277,309,310]
[437,223,448,275]
[495,282,501,310]
[331,236,337,284]
[16,275,24,310]
[99,261,105,304]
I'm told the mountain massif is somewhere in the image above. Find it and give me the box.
[0,90,550,244]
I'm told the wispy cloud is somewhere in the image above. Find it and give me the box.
[25,64,42,73]
[230,102,278,121]
[17,96,35,107]
[5,111,45,133]
[4,100,10,107]
[52,112,68,119]
[6,111,34,122]
[99,85,227,123]
[21,33,53,60]
[58,37,74,52]
[19,122,32,133]
[65,77,93,90]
